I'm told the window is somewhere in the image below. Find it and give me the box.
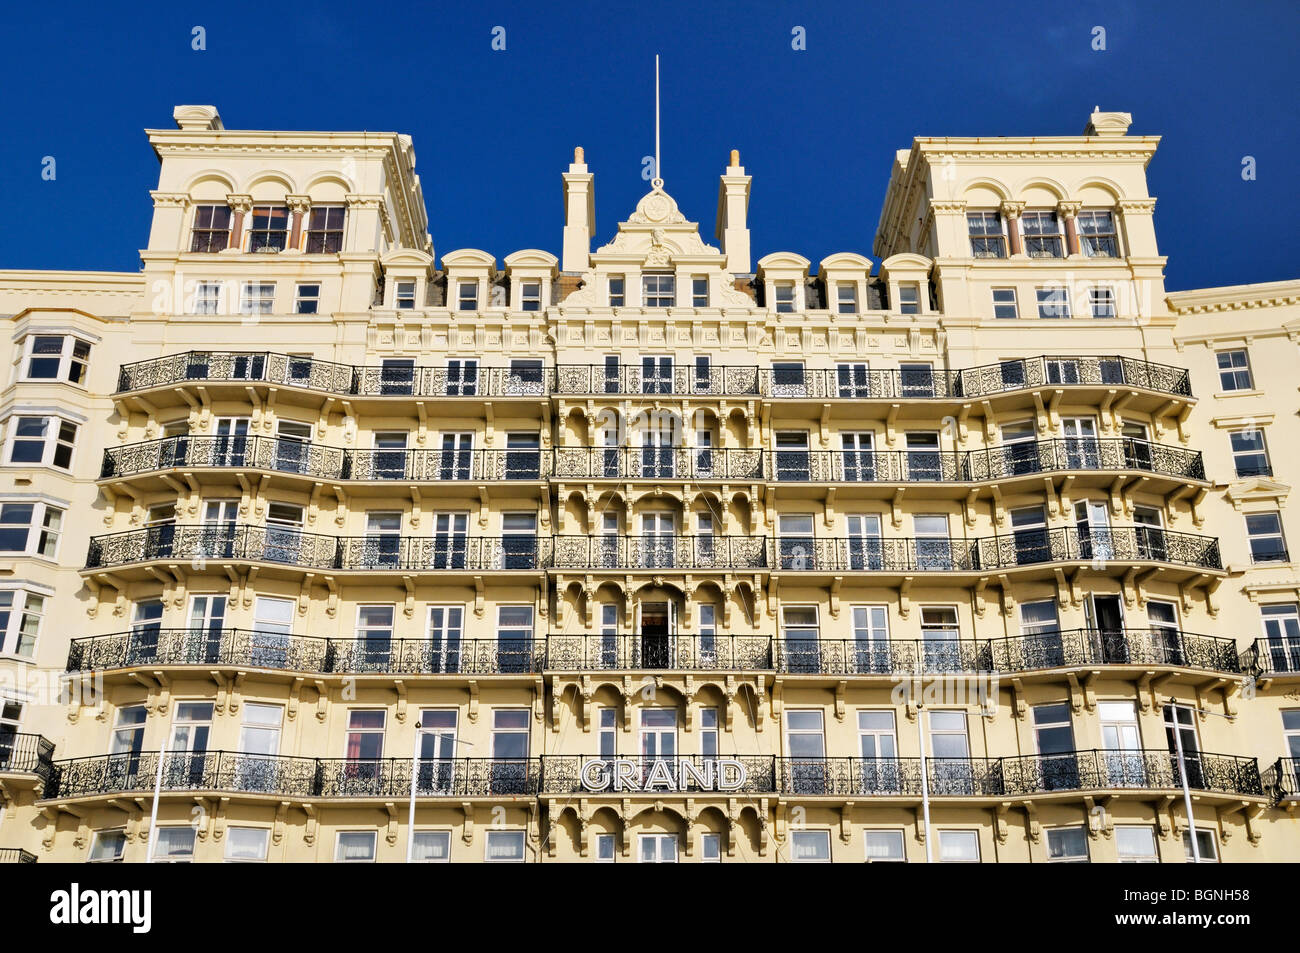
[520,280,543,311]
[1182,829,1218,863]
[225,827,270,862]
[595,833,617,862]
[1078,210,1118,257]
[938,830,980,863]
[967,211,1006,258]
[608,276,625,307]
[790,830,831,863]
[899,362,934,397]
[837,362,871,398]
[239,282,275,316]
[294,283,320,314]
[1245,512,1288,563]
[379,358,415,395]
[248,205,289,252]
[501,512,539,569]
[305,205,345,253]
[1089,287,1116,318]
[1036,287,1070,319]
[771,362,806,397]
[0,589,44,657]
[111,705,146,755]
[450,281,475,310]
[411,831,452,862]
[496,606,535,672]
[864,830,905,862]
[637,833,677,863]
[153,827,197,862]
[0,501,63,557]
[991,288,1018,319]
[345,708,386,761]
[395,280,416,309]
[88,829,127,863]
[1216,349,1253,391]
[643,273,675,308]
[6,416,77,469]
[192,282,222,315]
[1230,430,1271,478]
[335,831,377,863]
[1021,211,1064,258]
[692,276,708,307]
[700,833,721,862]
[1046,827,1089,862]
[190,204,232,252]
[486,830,526,862]
[897,283,920,314]
[1262,604,1300,674]
[22,335,91,384]
[1116,826,1159,863]
[445,359,478,396]
[1033,703,1075,755]
[836,283,857,314]
[700,707,719,757]
[773,281,795,313]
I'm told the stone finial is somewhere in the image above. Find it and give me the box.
[730,149,740,167]
[574,146,584,163]
[173,105,224,131]
[1084,109,1133,137]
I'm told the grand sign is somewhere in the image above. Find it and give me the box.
[580,757,749,792]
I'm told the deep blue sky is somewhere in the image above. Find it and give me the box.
[1,0,1295,290]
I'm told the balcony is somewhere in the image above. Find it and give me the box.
[1265,757,1300,803]
[43,753,542,801]
[0,732,55,790]
[775,638,985,675]
[551,535,767,571]
[115,351,553,399]
[85,526,555,573]
[554,364,760,396]
[544,634,773,671]
[758,356,1193,401]
[985,628,1241,675]
[1247,637,1300,678]
[553,447,763,481]
[770,526,1222,575]
[101,437,552,483]
[0,849,36,863]
[66,629,543,676]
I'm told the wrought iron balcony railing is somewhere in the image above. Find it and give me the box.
[114,352,1195,401]
[66,628,543,675]
[759,356,1193,401]
[551,535,767,571]
[537,755,776,795]
[101,436,552,482]
[543,634,774,670]
[775,638,986,675]
[1246,637,1300,677]
[770,527,1222,573]
[985,628,1241,674]
[0,732,55,786]
[553,446,763,481]
[44,752,543,800]
[0,849,36,863]
[553,364,760,396]
[1265,757,1300,802]
[115,351,553,398]
[86,526,556,572]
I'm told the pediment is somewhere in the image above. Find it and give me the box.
[1225,477,1291,508]
[592,183,722,261]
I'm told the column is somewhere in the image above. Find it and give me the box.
[286,194,311,253]
[225,193,253,253]
[1000,201,1025,257]
[1058,201,1082,256]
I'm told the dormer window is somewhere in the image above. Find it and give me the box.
[395,281,416,310]
[836,284,857,314]
[248,205,290,252]
[190,205,232,253]
[967,212,1006,258]
[774,282,796,313]
[609,276,626,308]
[643,274,675,308]
[520,281,543,311]
[897,284,920,314]
[692,277,709,308]
[1022,211,1064,259]
[457,281,478,311]
[305,206,345,253]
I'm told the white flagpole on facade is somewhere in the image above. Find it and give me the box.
[654,54,661,182]
[406,720,422,863]
[917,704,933,862]
[146,732,168,863]
[1171,713,1200,862]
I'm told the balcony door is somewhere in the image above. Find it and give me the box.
[431,513,469,570]
[1263,604,1300,674]
[127,599,164,665]
[250,596,293,669]
[1133,505,1167,562]
[999,420,1040,477]
[427,605,464,673]
[927,710,972,794]
[1086,594,1127,663]
[201,499,239,559]
[785,710,826,794]
[213,416,250,467]
[1075,500,1113,562]
[642,356,674,395]
[638,601,673,668]
[640,416,676,479]
[1121,420,1153,471]
[851,605,889,674]
[599,603,619,667]
[774,432,810,482]
[1100,701,1144,786]
[186,594,226,664]
[264,502,304,564]
[1010,505,1049,565]
[847,514,882,570]
[418,710,458,793]
[913,514,952,571]
[505,432,541,480]
[641,513,675,570]
[274,419,312,474]
[1061,417,1100,470]
[1032,703,1079,790]
[639,709,677,764]
[355,605,394,671]
[365,512,402,569]
[858,710,899,793]
[237,703,282,792]
[1019,599,1063,668]
[841,432,875,482]
[600,421,620,477]
[905,431,941,481]
[168,701,213,788]
[920,606,960,673]
[1164,704,1203,789]
[778,513,815,570]
[437,433,473,481]
[1147,600,1182,665]
[501,513,537,569]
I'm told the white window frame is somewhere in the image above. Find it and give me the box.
[411,829,453,863]
[937,829,981,863]
[224,826,271,862]
[1045,826,1090,863]
[991,287,1018,319]
[191,280,223,315]
[238,281,276,316]
[864,829,906,862]
[5,414,78,470]
[457,280,479,311]
[1088,286,1116,318]
[1116,825,1159,863]
[0,586,47,658]
[21,333,92,385]
[293,283,321,314]
[642,273,676,308]
[636,833,678,863]
[87,828,127,863]
[1216,349,1253,391]
[334,830,378,863]
[152,826,197,862]
[395,280,417,310]
[1183,828,1219,863]
[790,829,832,863]
[485,829,527,863]
[520,280,543,312]
[1245,511,1288,564]
[0,500,63,558]
[1035,286,1071,319]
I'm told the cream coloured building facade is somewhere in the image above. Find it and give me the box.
[0,105,1297,863]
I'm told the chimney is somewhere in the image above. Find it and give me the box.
[1084,108,1132,137]
[561,146,594,272]
[716,149,752,274]
[173,105,224,131]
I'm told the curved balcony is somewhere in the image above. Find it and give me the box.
[85,525,554,574]
[1265,758,1299,803]
[1245,637,1300,678]
[551,535,767,572]
[759,355,1192,401]
[770,526,1222,577]
[100,436,551,484]
[115,351,552,399]
[66,629,543,676]
[0,732,55,790]
[553,364,759,396]
[553,446,763,481]
[777,750,1261,798]
[43,753,542,802]
[543,634,773,671]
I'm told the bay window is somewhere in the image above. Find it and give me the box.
[22,334,91,384]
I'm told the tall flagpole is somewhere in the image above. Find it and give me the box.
[654,54,662,185]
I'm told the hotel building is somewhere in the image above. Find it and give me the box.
[0,104,1297,863]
